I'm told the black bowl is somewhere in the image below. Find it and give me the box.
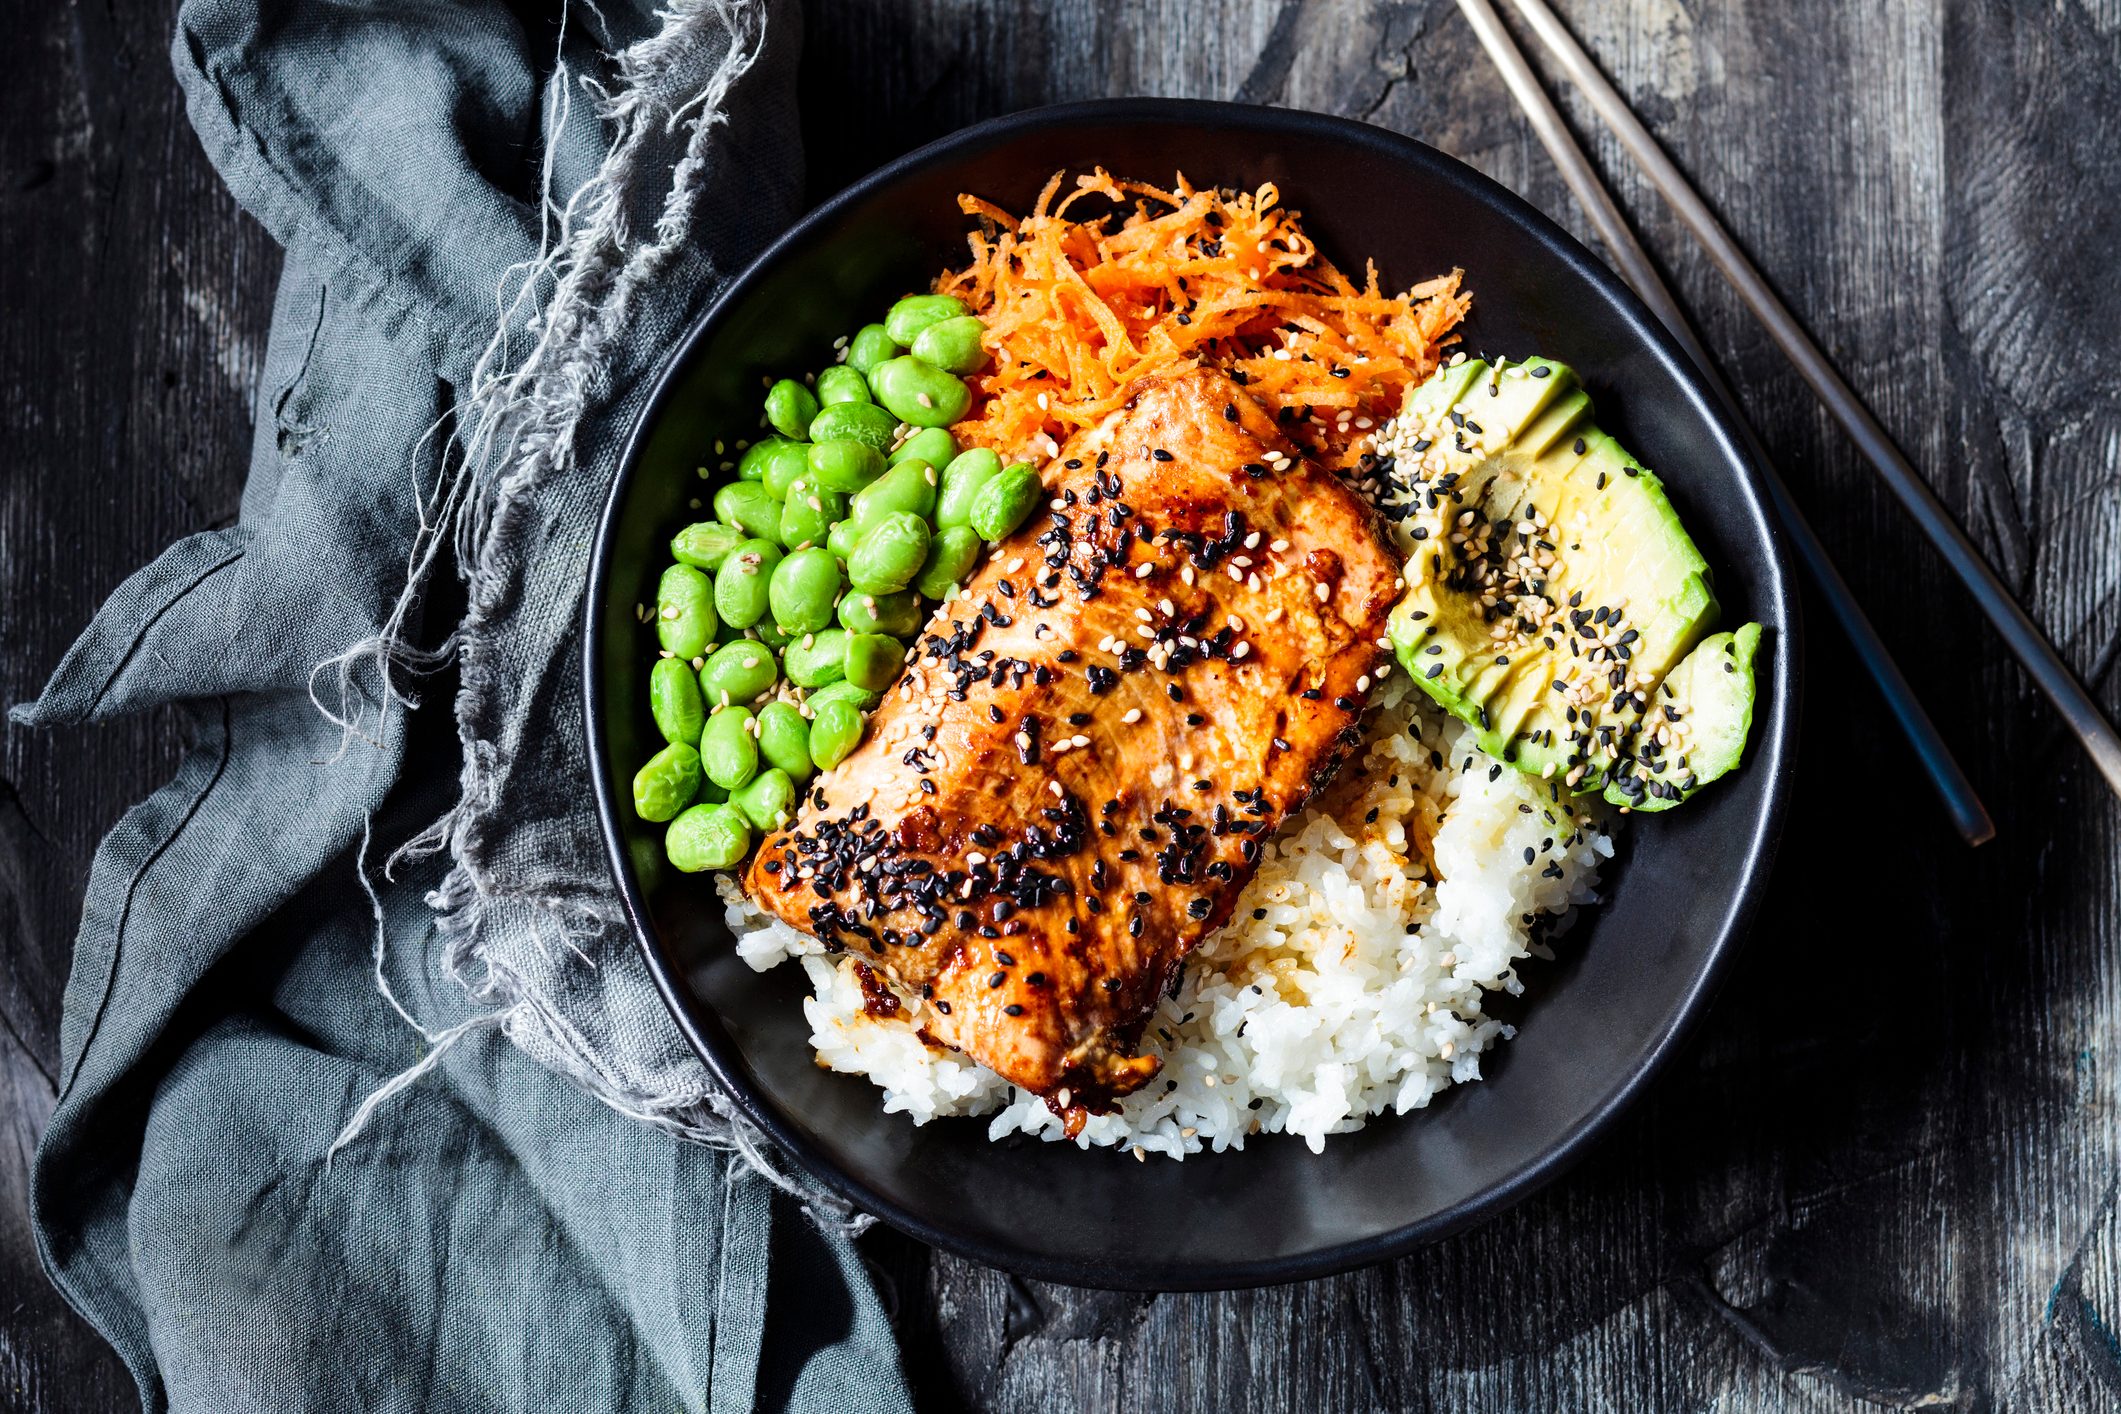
[586,98,1799,1290]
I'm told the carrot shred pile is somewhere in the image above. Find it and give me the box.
[934,169,1471,473]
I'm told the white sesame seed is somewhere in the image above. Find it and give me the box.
[1122,708,1142,724]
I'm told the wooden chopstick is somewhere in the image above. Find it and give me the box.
[1454,0,1996,844]
[1495,0,2121,811]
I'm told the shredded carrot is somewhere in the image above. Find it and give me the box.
[934,169,1471,473]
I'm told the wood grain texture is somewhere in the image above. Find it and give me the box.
[5,0,2118,1409]
[2,0,277,1405]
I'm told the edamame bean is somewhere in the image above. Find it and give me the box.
[913,525,982,599]
[847,511,931,595]
[700,706,759,791]
[733,768,797,832]
[807,400,898,453]
[807,699,866,770]
[814,365,871,407]
[935,447,1002,528]
[764,378,818,440]
[756,700,814,783]
[769,547,842,635]
[849,457,938,531]
[826,518,861,561]
[759,444,812,501]
[650,656,706,745]
[665,802,751,873]
[752,620,795,650]
[910,315,988,374]
[632,741,702,822]
[890,426,956,469]
[739,437,807,489]
[776,476,846,550]
[805,678,881,713]
[698,639,779,707]
[656,564,717,660]
[807,438,886,493]
[671,520,745,571]
[883,293,969,346]
[713,539,781,629]
[847,323,899,375]
[783,628,849,688]
[713,482,783,544]
[870,356,970,429]
[837,588,922,638]
[843,632,904,693]
[968,462,1042,541]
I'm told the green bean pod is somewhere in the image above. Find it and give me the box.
[764,378,819,440]
[883,293,969,346]
[655,564,718,661]
[909,315,988,374]
[968,462,1042,541]
[847,511,932,595]
[869,356,970,429]
[665,802,751,872]
[934,447,1002,529]
[649,656,706,745]
[713,538,781,629]
[632,742,702,823]
[699,706,760,792]
[913,524,983,600]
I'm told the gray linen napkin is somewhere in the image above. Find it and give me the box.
[15,0,913,1408]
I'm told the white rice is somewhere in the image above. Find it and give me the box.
[722,678,1615,1158]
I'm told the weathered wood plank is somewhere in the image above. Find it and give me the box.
[0,0,276,1405]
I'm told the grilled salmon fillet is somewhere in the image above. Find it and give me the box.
[745,369,1401,1130]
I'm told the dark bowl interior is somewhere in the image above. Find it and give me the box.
[587,99,1798,1290]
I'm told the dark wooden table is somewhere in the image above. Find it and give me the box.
[8,1,2121,1408]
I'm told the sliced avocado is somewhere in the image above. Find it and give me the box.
[1605,621,1762,811]
[1383,356,1758,807]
